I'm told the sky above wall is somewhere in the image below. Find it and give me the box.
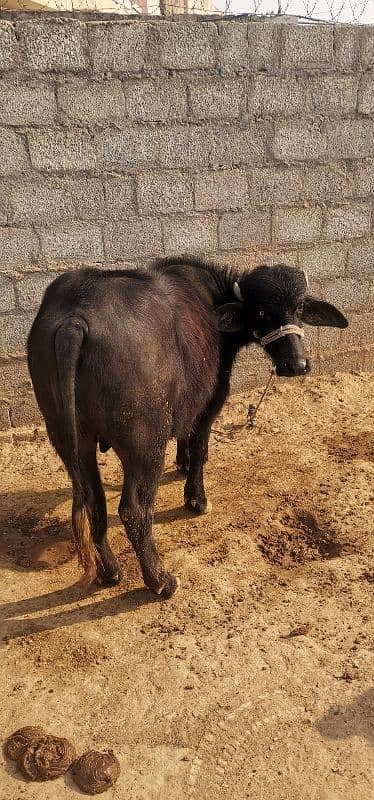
[214,0,374,23]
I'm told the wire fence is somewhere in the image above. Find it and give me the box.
[0,0,372,22]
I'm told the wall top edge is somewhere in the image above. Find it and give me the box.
[0,10,368,27]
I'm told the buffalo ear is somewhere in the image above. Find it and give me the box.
[214,302,245,333]
[302,296,348,328]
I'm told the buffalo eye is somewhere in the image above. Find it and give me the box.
[258,310,265,318]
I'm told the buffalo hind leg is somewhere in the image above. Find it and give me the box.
[118,451,179,598]
[176,437,190,474]
[76,441,122,586]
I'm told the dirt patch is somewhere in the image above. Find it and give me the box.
[325,431,374,463]
[9,630,109,675]
[0,372,373,800]
[258,508,344,566]
[0,512,74,571]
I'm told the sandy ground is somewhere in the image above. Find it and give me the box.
[0,371,373,800]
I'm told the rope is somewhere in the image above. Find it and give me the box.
[246,368,275,428]
[211,368,275,441]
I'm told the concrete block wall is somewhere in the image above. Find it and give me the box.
[0,13,373,439]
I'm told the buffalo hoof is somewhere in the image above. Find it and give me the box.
[185,497,212,515]
[150,573,180,599]
[97,564,123,587]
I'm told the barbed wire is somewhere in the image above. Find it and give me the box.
[0,0,372,22]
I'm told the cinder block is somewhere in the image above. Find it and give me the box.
[317,350,363,374]
[0,358,31,394]
[216,125,268,168]
[157,22,217,70]
[303,326,319,358]
[125,79,187,123]
[339,311,374,349]
[249,76,305,116]
[189,80,245,120]
[104,218,163,260]
[324,203,371,241]
[247,22,280,73]
[347,241,374,276]
[162,214,218,254]
[358,74,374,115]
[328,120,374,159]
[273,120,327,162]
[39,224,104,261]
[0,312,34,357]
[354,161,374,196]
[219,22,250,73]
[308,75,358,115]
[274,208,323,244]
[0,402,10,432]
[96,127,159,170]
[90,22,148,74]
[0,83,57,126]
[97,125,266,171]
[105,177,136,219]
[18,20,87,72]
[250,166,303,205]
[318,325,343,354]
[363,346,374,371]
[0,129,29,176]
[6,177,105,224]
[58,80,125,125]
[28,129,97,172]
[299,243,347,279]
[323,276,372,312]
[220,20,279,74]
[231,346,270,391]
[281,24,334,70]
[0,226,39,265]
[17,272,57,311]
[218,210,271,250]
[137,172,193,215]
[9,393,42,428]
[0,275,15,312]
[195,170,248,212]
[302,164,353,203]
[360,25,374,69]
[0,22,18,70]
[334,25,359,70]
[209,248,299,271]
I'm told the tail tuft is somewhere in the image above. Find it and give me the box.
[72,504,102,587]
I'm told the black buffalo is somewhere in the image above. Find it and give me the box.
[27,257,348,597]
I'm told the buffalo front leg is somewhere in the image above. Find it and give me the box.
[118,463,179,598]
[176,436,209,474]
[183,381,230,515]
[184,422,212,515]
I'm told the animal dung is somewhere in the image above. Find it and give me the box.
[19,735,76,781]
[4,728,119,791]
[72,750,121,794]
[3,727,46,761]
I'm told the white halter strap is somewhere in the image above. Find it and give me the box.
[253,324,305,347]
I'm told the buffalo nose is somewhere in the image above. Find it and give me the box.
[276,359,307,377]
[292,358,307,375]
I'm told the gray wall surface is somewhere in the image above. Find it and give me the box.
[0,13,373,439]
